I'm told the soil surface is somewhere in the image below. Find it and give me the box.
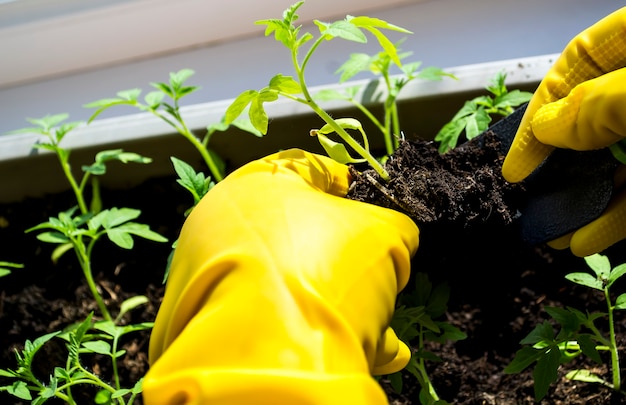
[2,129,626,404]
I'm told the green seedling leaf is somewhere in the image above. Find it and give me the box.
[532,346,561,401]
[51,242,73,264]
[615,293,626,310]
[110,222,168,246]
[544,306,581,333]
[27,113,70,132]
[565,272,603,290]
[335,53,374,82]
[610,140,626,164]
[494,89,533,109]
[95,390,112,404]
[565,369,609,385]
[316,19,367,43]
[83,149,152,176]
[520,320,555,345]
[269,74,302,94]
[577,334,602,363]
[85,93,140,122]
[169,69,196,93]
[388,371,403,393]
[144,90,165,109]
[225,90,258,125]
[316,134,365,164]
[7,381,32,400]
[584,253,611,280]
[0,261,23,278]
[349,15,412,34]
[132,377,144,394]
[416,66,457,82]
[118,295,149,320]
[36,231,70,244]
[608,263,626,287]
[248,90,279,134]
[82,340,112,355]
[112,388,131,399]
[172,156,211,203]
[117,88,142,101]
[90,208,141,230]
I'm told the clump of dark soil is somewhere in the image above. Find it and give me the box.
[1,128,626,404]
[347,131,523,229]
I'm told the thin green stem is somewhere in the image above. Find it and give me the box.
[295,37,390,180]
[605,288,621,391]
[151,110,224,182]
[416,325,440,403]
[111,335,121,389]
[57,153,88,215]
[75,237,112,321]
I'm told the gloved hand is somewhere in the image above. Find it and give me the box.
[502,7,626,257]
[143,149,419,405]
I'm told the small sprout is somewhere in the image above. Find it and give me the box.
[506,253,626,400]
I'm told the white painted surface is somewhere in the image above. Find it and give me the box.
[0,0,624,135]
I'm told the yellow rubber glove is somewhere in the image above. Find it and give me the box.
[502,7,626,257]
[143,149,419,405]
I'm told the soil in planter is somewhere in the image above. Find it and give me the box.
[1,130,626,404]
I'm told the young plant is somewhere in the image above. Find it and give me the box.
[224,1,414,181]
[316,40,455,156]
[387,272,467,405]
[505,253,626,401]
[434,70,533,153]
[85,69,230,184]
[12,114,167,322]
[0,312,152,405]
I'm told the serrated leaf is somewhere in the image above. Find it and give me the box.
[532,347,560,401]
[335,53,373,82]
[92,207,141,229]
[434,118,466,153]
[107,228,134,249]
[465,109,492,139]
[225,90,258,125]
[319,19,367,43]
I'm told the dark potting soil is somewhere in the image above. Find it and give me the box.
[1,129,626,404]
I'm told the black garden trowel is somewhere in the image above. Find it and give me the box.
[471,103,619,245]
